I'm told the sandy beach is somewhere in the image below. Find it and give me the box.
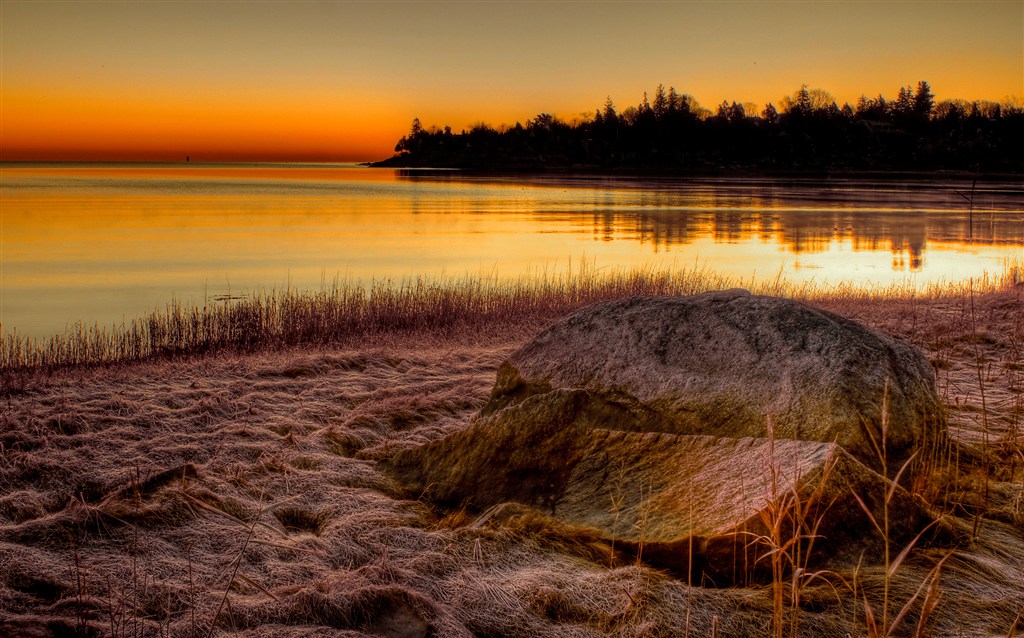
[2,286,1022,637]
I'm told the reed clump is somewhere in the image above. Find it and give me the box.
[3,262,1020,376]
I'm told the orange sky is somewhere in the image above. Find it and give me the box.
[2,1,1021,162]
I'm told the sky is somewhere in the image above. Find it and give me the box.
[1,0,1021,162]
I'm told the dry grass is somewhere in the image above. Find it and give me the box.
[4,261,1020,376]
[1,265,1023,636]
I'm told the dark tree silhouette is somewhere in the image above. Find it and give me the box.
[653,84,669,117]
[375,81,1023,173]
[602,97,618,124]
[913,81,935,118]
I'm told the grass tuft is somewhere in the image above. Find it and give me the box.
[3,261,1020,381]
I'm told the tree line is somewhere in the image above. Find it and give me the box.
[377,82,1023,172]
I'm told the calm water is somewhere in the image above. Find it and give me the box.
[2,163,1022,339]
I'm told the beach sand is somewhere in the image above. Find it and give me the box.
[2,289,1022,637]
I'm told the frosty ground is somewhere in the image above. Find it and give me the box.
[1,286,1022,637]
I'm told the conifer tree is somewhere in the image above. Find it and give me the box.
[913,81,935,118]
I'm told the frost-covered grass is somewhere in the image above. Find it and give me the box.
[1,270,1022,636]
[3,261,1019,373]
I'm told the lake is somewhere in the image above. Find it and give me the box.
[2,163,1022,339]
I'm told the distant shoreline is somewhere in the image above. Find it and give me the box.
[368,160,1024,182]
[3,159,1020,181]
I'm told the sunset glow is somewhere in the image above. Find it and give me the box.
[2,1,1021,162]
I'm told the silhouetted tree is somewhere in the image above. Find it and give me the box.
[808,88,835,111]
[913,81,935,118]
[717,101,745,122]
[620,105,639,126]
[793,85,812,115]
[602,97,618,124]
[394,117,426,154]
[639,93,653,116]
[667,86,683,113]
[377,81,1022,173]
[857,94,889,120]
[894,85,915,118]
[653,84,669,117]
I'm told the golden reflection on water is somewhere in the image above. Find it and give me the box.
[2,164,1022,338]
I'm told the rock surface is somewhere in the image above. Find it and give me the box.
[385,390,930,579]
[483,289,946,471]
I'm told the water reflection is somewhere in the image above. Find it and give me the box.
[399,172,1022,275]
[613,208,967,271]
[1,164,1021,339]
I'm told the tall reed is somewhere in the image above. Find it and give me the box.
[3,261,1019,375]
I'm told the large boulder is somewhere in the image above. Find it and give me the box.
[483,289,946,472]
[383,291,950,577]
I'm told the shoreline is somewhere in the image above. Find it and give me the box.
[5,159,1023,182]
[4,264,1020,381]
[368,158,1024,182]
